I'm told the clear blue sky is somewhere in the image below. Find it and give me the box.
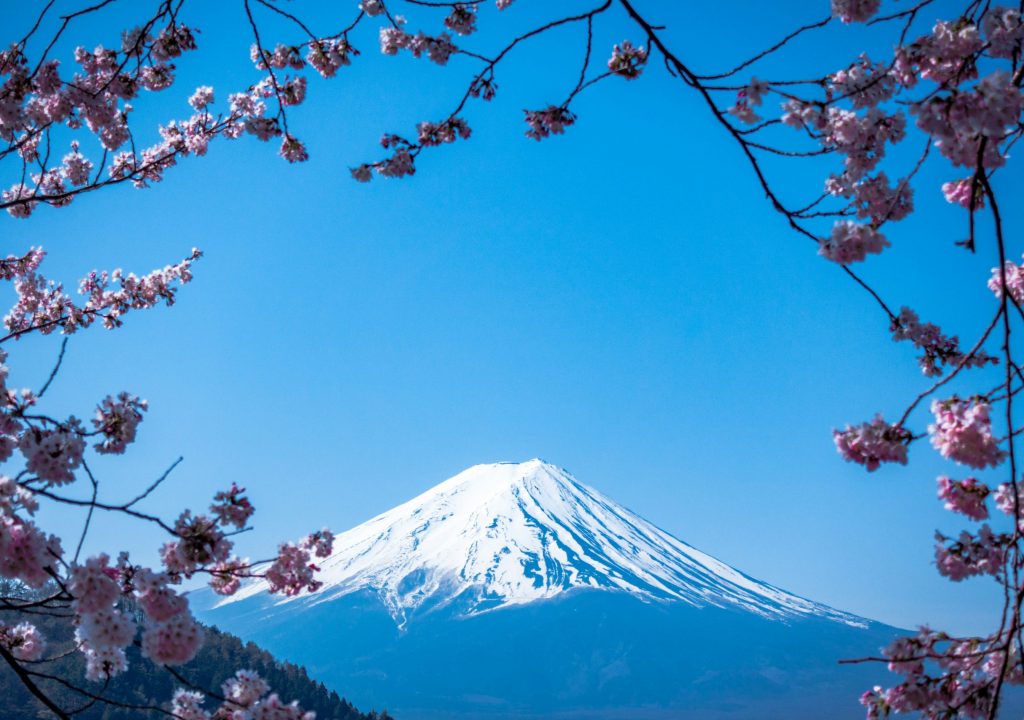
[7,0,1018,635]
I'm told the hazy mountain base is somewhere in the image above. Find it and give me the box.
[199,587,910,720]
[0,609,391,720]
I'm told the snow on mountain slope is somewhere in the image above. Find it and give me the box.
[217,459,863,628]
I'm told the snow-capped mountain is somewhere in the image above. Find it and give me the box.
[197,460,899,720]
[219,459,857,628]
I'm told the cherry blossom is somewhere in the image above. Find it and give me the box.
[607,40,648,80]
[983,7,1024,59]
[141,611,204,665]
[211,483,255,529]
[831,0,880,23]
[941,178,983,210]
[418,117,472,146]
[223,669,271,708]
[0,515,60,587]
[82,643,127,681]
[935,525,1009,581]
[171,690,210,720]
[265,541,322,596]
[818,220,889,264]
[444,5,478,36]
[0,621,45,661]
[929,397,1006,469]
[936,476,989,521]
[92,392,147,454]
[828,172,913,226]
[78,607,136,648]
[833,415,911,471]
[830,55,897,109]
[988,255,1024,305]
[209,557,248,596]
[524,106,576,141]
[890,307,995,377]
[307,39,356,78]
[18,423,85,485]
[161,511,232,578]
[70,554,121,614]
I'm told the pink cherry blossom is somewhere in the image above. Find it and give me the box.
[993,483,1024,518]
[827,172,913,225]
[265,542,322,596]
[140,611,203,665]
[818,220,889,264]
[935,525,1008,581]
[417,117,471,146]
[833,415,911,471]
[524,106,576,141]
[831,0,880,23]
[279,135,309,163]
[304,528,334,558]
[78,608,136,648]
[306,39,355,78]
[359,0,385,16]
[941,178,984,210]
[608,41,648,80]
[188,86,214,110]
[161,511,232,577]
[92,392,147,454]
[0,515,61,587]
[936,476,989,521]
[209,557,248,596]
[82,642,127,681]
[70,554,121,614]
[830,54,896,108]
[988,255,1024,305]
[18,423,86,485]
[137,582,188,622]
[251,693,316,720]
[211,484,255,529]
[0,621,45,661]
[890,307,995,376]
[171,689,210,720]
[929,397,1006,469]
[983,7,1024,59]
[223,669,270,708]
[444,5,478,36]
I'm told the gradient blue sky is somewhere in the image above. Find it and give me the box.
[7,0,1019,635]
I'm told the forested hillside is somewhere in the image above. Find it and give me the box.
[0,610,394,720]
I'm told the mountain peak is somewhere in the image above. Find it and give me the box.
[219,461,863,629]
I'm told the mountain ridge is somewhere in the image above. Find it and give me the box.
[215,459,864,629]
[195,459,904,719]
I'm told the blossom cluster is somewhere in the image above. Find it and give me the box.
[265,529,335,596]
[0,22,202,218]
[607,41,648,80]
[524,106,576,141]
[818,220,889,264]
[728,78,769,125]
[826,172,912,226]
[0,246,333,696]
[890,307,996,377]
[5,247,202,337]
[936,476,989,521]
[862,627,1016,718]
[935,526,1009,581]
[833,415,911,471]
[168,669,315,720]
[380,17,458,65]
[0,620,45,661]
[988,255,1024,305]
[928,397,1005,470]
